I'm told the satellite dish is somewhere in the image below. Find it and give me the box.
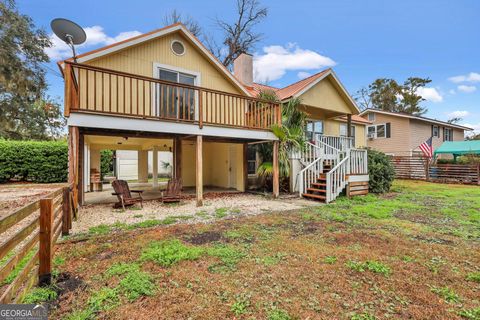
[51,18,86,62]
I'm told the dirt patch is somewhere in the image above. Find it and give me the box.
[0,183,64,217]
[380,192,400,199]
[184,231,225,245]
[411,235,456,245]
[290,221,322,237]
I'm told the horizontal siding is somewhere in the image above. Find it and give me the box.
[363,112,411,156]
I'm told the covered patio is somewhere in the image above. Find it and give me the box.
[70,127,280,207]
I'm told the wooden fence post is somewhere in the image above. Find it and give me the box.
[425,158,430,181]
[477,163,480,185]
[39,198,53,286]
[62,187,70,236]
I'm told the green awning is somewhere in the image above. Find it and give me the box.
[434,140,480,156]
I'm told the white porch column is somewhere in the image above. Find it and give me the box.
[152,146,158,188]
[289,153,302,193]
[137,150,148,183]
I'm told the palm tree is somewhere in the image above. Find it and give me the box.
[256,90,307,191]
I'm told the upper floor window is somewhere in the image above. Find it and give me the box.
[432,125,439,138]
[367,113,375,121]
[444,128,453,141]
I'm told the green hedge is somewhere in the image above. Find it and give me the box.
[0,140,68,183]
[100,150,114,179]
[367,149,395,193]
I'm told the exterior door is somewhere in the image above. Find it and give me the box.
[228,145,237,189]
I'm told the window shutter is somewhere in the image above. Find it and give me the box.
[431,125,434,137]
[386,123,391,138]
[443,128,446,141]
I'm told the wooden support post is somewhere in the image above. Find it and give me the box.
[64,64,72,117]
[196,135,203,206]
[273,140,279,198]
[61,187,70,236]
[347,114,352,137]
[198,90,203,129]
[243,143,248,192]
[39,198,53,286]
[152,146,158,188]
[68,126,79,208]
[174,137,182,180]
[78,132,84,206]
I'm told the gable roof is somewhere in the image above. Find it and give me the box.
[248,69,360,114]
[59,23,252,97]
[275,70,330,100]
[359,109,473,131]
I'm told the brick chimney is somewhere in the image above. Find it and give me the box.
[233,53,253,86]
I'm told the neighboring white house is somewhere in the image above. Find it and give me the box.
[116,150,173,181]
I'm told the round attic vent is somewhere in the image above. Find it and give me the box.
[171,40,185,56]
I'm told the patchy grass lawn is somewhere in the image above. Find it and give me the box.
[43,180,479,319]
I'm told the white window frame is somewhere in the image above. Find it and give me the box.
[367,123,386,139]
[152,63,201,120]
[433,125,439,138]
[367,112,375,121]
[339,123,348,137]
[305,119,324,140]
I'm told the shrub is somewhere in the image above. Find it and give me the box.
[0,140,68,183]
[367,149,395,193]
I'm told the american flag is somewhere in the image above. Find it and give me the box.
[419,137,433,158]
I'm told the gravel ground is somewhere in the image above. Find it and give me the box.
[71,193,319,234]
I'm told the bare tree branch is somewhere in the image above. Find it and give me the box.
[163,9,202,38]
[209,0,268,68]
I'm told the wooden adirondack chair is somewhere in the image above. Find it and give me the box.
[111,179,143,210]
[161,178,182,203]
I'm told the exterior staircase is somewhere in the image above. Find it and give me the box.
[298,135,367,203]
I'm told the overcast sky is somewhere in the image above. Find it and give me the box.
[18,0,480,134]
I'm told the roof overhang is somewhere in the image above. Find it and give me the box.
[359,109,473,131]
[58,23,252,97]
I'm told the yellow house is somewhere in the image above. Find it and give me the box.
[60,23,368,205]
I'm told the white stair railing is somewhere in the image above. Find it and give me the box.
[316,134,354,152]
[349,149,368,175]
[325,155,350,203]
[298,157,323,196]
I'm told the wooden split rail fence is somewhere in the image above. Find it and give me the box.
[0,184,75,303]
[390,156,480,185]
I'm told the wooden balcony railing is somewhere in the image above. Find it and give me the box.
[64,62,281,130]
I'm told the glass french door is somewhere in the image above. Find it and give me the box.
[156,68,196,120]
